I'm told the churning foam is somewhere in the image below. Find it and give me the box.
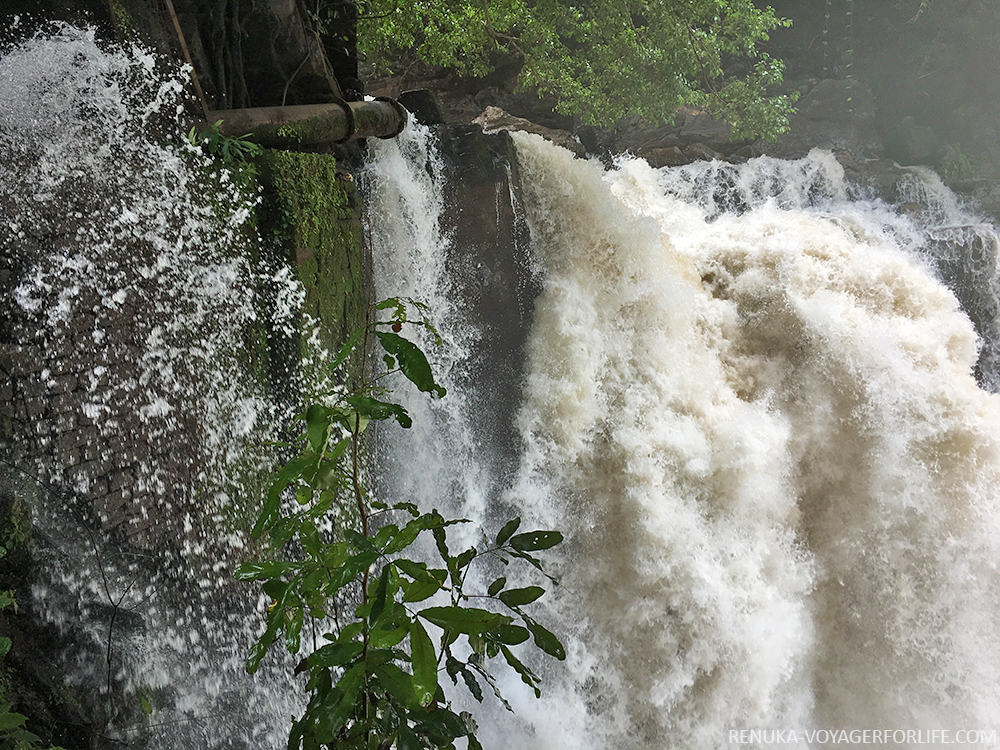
[505,135,1000,749]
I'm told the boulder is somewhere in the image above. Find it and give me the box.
[398,89,445,125]
[679,110,732,144]
[640,146,690,168]
[684,142,724,161]
[473,106,586,157]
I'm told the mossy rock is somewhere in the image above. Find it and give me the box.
[256,150,367,389]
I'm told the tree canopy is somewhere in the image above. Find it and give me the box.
[356,0,795,139]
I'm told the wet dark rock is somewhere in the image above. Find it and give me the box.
[610,116,683,154]
[838,156,912,203]
[679,111,732,143]
[641,146,691,168]
[574,124,615,157]
[798,79,876,123]
[430,125,539,490]
[763,80,883,161]
[888,115,945,165]
[398,89,445,125]
[684,143,724,161]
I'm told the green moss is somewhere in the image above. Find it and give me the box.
[256,150,367,388]
[107,0,135,35]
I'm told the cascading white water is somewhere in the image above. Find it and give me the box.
[363,126,497,540]
[365,128,1000,749]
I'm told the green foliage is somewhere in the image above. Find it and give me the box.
[0,591,65,750]
[236,299,564,749]
[186,120,262,192]
[941,146,977,181]
[352,0,794,139]
[187,120,263,164]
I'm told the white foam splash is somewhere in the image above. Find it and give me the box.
[507,134,1000,748]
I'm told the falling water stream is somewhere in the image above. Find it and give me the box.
[5,23,1000,750]
[366,130,1000,749]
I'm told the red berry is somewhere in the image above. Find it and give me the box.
[392,323,402,333]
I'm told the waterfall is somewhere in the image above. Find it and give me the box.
[6,20,1000,750]
[365,130,1000,749]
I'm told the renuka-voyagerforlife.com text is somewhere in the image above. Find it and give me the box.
[729,729,1000,745]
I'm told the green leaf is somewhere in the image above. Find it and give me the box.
[262,577,289,602]
[141,696,153,715]
[491,624,530,646]
[345,527,376,552]
[300,521,322,558]
[0,637,10,657]
[233,561,297,582]
[374,663,417,709]
[329,327,365,372]
[402,580,443,604]
[432,525,450,564]
[254,454,315,538]
[495,517,520,547]
[269,516,300,549]
[322,541,348,569]
[455,547,477,570]
[523,617,566,660]
[0,712,27,730]
[369,565,392,625]
[498,586,545,608]
[306,490,335,518]
[325,549,380,594]
[468,733,484,750]
[374,297,401,311]
[394,559,430,582]
[393,501,420,517]
[487,577,506,597]
[369,623,408,648]
[375,331,446,398]
[499,644,540,697]
[397,724,422,750]
[345,394,412,428]
[384,516,430,554]
[409,619,438,707]
[419,607,507,634]
[285,607,304,654]
[316,438,350,479]
[318,663,366,740]
[9,728,43,744]
[460,667,483,702]
[509,530,563,552]
[309,641,363,667]
[251,491,282,539]
[334,621,365,645]
[305,404,329,453]
[246,639,269,674]
[409,706,469,741]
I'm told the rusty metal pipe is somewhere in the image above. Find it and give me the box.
[202,97,408,148]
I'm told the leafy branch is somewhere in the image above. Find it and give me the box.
[0,559,66,750]
[235,298,564,749]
